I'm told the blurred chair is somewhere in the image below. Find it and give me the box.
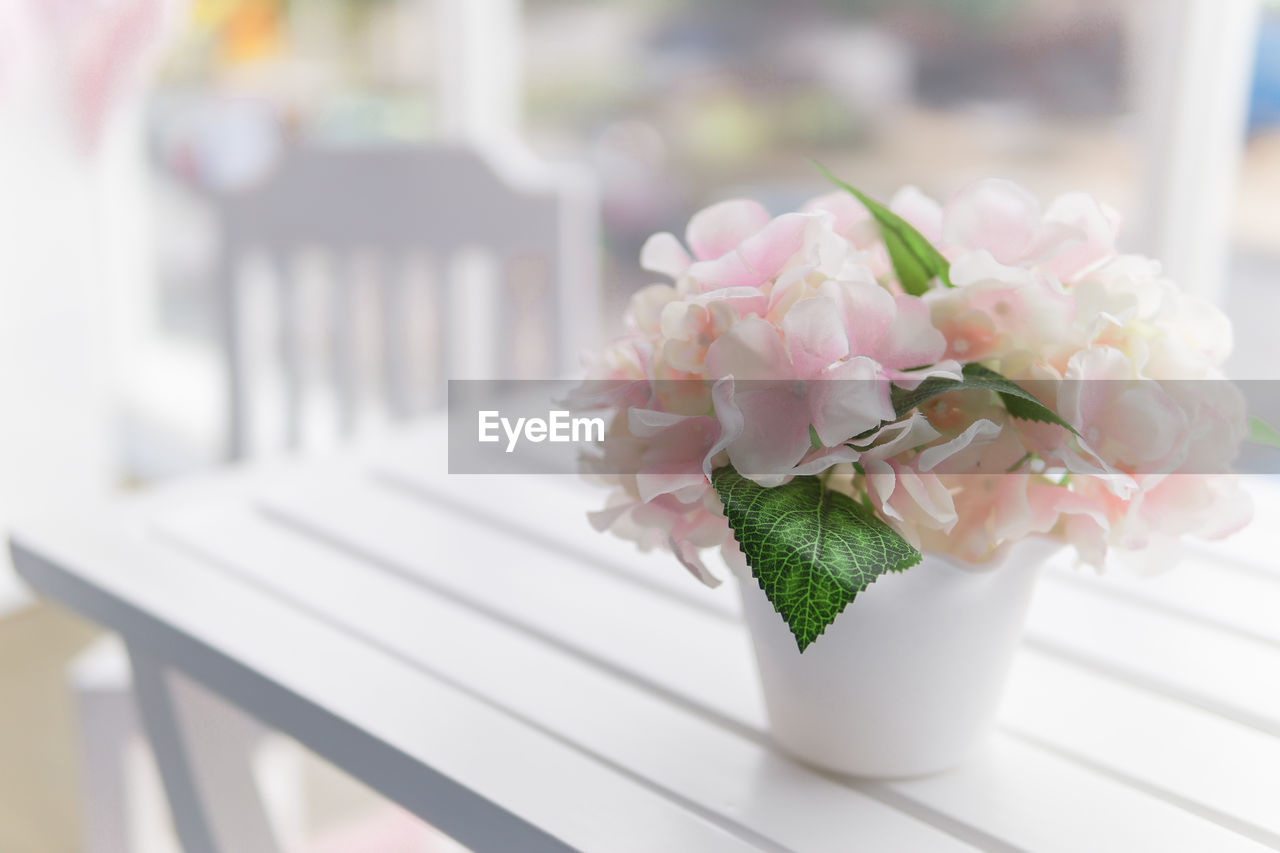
[120,141,599,471]
[73,637,309,853]
[90,141,600,850]
[217,141,599,458]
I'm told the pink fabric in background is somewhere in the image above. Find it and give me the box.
[6,0,165,150]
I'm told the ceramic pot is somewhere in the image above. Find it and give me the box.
[736,536,1062,778]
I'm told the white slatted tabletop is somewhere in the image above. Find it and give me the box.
[11,422,1280,852]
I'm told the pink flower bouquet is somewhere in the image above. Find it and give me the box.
[582,169,1259,650]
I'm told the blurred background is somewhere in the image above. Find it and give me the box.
[1,0,1278,849]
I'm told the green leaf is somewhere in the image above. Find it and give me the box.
[1248,415,1280,450]
[712,466,921,651]
[813,161,952,296]
[808,424,823,449]
[889,363,1080,436]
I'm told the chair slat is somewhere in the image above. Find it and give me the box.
[274,251,303,450]
[214,145,599,458]
[381,256,411,420]
[331,255,358,438]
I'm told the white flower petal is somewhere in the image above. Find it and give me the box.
[640,232,693,278]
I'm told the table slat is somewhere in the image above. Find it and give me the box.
[10,518,763,853]
[384,461,1280,739]
[1002,648,1280,846]
[1028,575,1280,736]
[1044,557,1280,649]
[257,465,1274,853]
[21,420,1280,853]
[258,471,762,728]
[154,503,974,853]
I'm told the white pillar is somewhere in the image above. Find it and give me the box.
[0,27,115,613]
[435,0,523,143]
[1129,0,1260,305]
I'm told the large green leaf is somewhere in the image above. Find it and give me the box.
[814,161,952,296]
[712,466,921,651]
[889,363,1080,436]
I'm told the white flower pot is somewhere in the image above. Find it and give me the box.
[735,536,1062,779]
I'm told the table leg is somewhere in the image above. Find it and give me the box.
[127,645,281,853]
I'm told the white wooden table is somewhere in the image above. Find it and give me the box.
[11,423,1280,852]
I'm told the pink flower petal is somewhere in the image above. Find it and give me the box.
[916,418,1003,472]
[887,359,963,390]
[636,470,709,504]
[1192,477,1253,540]
[877,294,948,369]
[1038,192,1121,281]
[892,464,958,533]
[687,211,825,293]
[789,444,861,476]
[781,295,850,376]
[947,250,1034,289]
[670,535,722,587]
[627,284,678,334]
[943,178,1042,264]
[627,407,692,437]
[704,377,743,480]
[863,458,900,519]
[704,317,791,380]
[685,199,771,261]
[724,387,814,484]
[818,278,894,356]
[736,211,816,274]
[629,408,722,502]
[587,501,632,533]
[802,190,871,236]
[809,356,896,445]
[855,412,942,457]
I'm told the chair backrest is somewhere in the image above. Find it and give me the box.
[215,143,599,458]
